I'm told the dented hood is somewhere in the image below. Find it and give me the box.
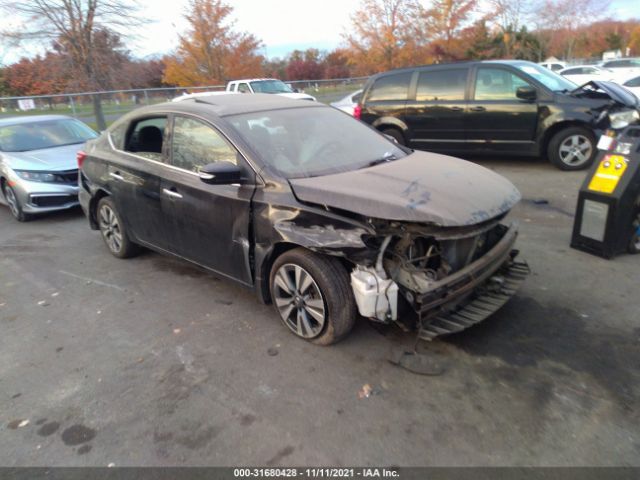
[289,151,521,226]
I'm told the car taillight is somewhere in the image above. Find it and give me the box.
[77,151,87,169]
[353,104,362,119]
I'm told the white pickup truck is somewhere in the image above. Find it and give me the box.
[226,78,316,101]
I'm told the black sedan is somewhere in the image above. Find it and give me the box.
[79,94,529,344]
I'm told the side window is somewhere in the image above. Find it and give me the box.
[416,69,468,101]
[626,77,640,87]
[367,72,412,102]
[109,122,127,149]
[125,117,167,161]
[474,68,533,101]
[238,83,250,93]
[563,68,580,75]
[171,116,237,173]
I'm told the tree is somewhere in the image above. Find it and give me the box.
[343,0,423,75]
[286,49,325,80]
[486,0,528,56]
[0,0,145,130]
[532,0,610,59]
[162,0,263,86]
[419,0,478,61]
[630,25,640,56]
[4,52,68,98]
[323,49,352,79]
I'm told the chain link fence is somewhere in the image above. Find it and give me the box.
[0,77,369,130]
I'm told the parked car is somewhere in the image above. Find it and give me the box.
[0,115,98,221]
[559,65,619,85]
[538,61,566,72]
[226,78,316,101]
[330,89,363,116]
[78,94,528,344]
[356,60,640,170]
[622,75,640,99]
[599,58,640,77]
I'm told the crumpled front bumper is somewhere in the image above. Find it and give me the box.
[411,222,530,340]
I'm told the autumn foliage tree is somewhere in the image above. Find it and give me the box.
[163,0,264,86]
[419,0,477,61]
[344,0,424,75]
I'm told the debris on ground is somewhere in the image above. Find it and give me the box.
[388,350,448,376]
[267,347,279,356]
[173,328,181,334]
[7,419,29,429]
[358,384,373,399]
[533,198,550,205]
[37,301,50,307]
[51,292,60,297]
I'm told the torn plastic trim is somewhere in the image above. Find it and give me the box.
[273,221,369,249]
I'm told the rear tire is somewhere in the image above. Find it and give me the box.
[269,248,356,345]
[1,181,30,222]
[381,127,405,146]
[97,196,139,259]
[548,126,596,171]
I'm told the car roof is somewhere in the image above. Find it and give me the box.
[0,114,74,127]
[228,78,280,83]
[127,93,323,118]
[560,65,602,71]
[369,59,541,78]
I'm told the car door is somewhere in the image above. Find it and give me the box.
[465,66,538,154]
[404,67,469,152]
[360,71,412,137]
[107,115,173,251]
[161,114,256,284]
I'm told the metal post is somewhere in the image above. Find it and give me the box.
[69,96,77,117]
[143,90,149,105]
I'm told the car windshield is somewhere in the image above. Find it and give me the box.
[250,80,294,94]
[516,64,577,92]
[0,118,97,152]
[227,107,407,178]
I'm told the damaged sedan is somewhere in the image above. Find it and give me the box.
[78,94,529,344]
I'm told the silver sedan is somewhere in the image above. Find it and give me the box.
[0,115,97,221]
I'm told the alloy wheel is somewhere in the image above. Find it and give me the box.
[559,134,593,167]
[99,204,123,254]
[272,263,326,338]
[4,185,20,219]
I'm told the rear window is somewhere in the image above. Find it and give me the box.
[367,72,412,102]
[416,69,468,101]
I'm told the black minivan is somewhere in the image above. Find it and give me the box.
[356,60,640,170]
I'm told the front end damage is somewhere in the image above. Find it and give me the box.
[346,217,529,340]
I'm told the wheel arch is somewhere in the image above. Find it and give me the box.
[541,120,594,158]
[89,188,111,230]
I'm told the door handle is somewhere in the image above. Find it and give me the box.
[470,106,486,112]
[162,188,183,199]
[109,172,124,181]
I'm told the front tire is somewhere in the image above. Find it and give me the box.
[269,248,356,345]
[2,182,29,222]
[548,127,596,171]
[97,197,139,258]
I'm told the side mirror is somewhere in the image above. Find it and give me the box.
[516,86,537,101]
[198,161,243,185]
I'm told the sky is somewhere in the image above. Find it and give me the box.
[1,0,638,63]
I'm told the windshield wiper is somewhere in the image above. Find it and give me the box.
[367,152,398,167]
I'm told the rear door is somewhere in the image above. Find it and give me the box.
[107,115,173,251]
[161,115,256,284]
[465,66,538,153]
[404,67,470,152]
[360,71,412,135]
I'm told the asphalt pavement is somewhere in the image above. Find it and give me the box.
[0,157,638,466]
